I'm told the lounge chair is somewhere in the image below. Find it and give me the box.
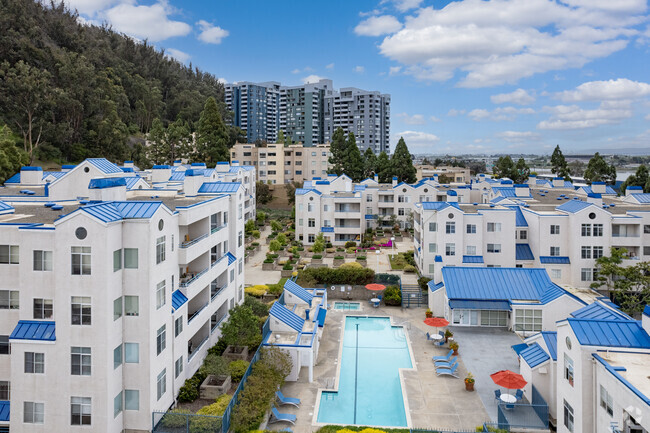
[434,356,457,368]
[435,360,458,372]
[269,407,296,425]
[435,362,459,378]
[494,389,501,401]
[276,390,300,407]
[432,349,453,361]
[515,389,524,401]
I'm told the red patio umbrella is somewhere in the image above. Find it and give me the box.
[365,283,386,291]
[423,317,450,327]
[490,370,527,389]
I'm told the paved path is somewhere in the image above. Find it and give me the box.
[244,225,281,286]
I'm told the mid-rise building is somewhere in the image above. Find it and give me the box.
[280,79,334,147]
[225,81,281,144]
[0,159,247,432]
[415,165,471,183]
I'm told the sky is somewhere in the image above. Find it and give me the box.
[65,0,650,155]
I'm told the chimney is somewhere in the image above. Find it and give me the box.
[514,184,530,197]
[232,160,240,167]
[447,190,458,203]
[587,193,602,206]
[552,177,564,188]
[392,176,398,187]
[173,160,182,167]
[626,185,643,196]
[592,182,606,194]
[151,165,171,183]
[123,161,134,169]
[88,178,127,201]
[434,255,443,284]
[434,174,439,183]
[643,306,650,335]
[216,161,230,173]
[61,165,76,172]
[374,174,378,183]
[20,166,43,185]
[183,169,204,197]
[527,174,537,186]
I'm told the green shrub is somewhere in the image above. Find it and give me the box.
[270,220,282,232]
[263,258,274,264]
[177,369,208,403]
[325,242,333,248]
[383,285,402,306]
[267,283,283,296]
[208,339,228,356]
[283,263,293,270]
[243,295,270,317]
[161,409,193,428]
[418,276,432,291]
[336,247,345,252]
[334,255,344,260]
[297,266,375,286]
[252,230,260,239]
[357,256,366,261]
[344,241,357,248]
[198,394,231,416]
[276,233,287,245]
[220,306,262,349]
[312,254,322,259]
[200,353,229,377]
[403,265,417,273]
[228,360,250,382]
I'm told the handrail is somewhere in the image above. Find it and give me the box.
[211,313,228,332]
[188,335,209,361]
[188,302,208,323]
[180,266,210,288]
[211,285,227,301]
[179,232,209,248]
[211,254,228,268]
[211,223,227,234]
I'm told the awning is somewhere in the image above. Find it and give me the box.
[449,299,511,311]
[317,307,327,328]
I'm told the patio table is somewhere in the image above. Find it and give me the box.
[500,394,517,404]
[429,334,443,341]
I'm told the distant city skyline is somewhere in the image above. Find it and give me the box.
[65,0,650,155]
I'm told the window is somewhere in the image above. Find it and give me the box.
[600,385,613,416]
[124,343,139,363]
[466,245,477,255]
[581,268,593,282]
[550,246,561,256]
[25,352,45,373]
[114,344,122,369]
[175,316,183,337]
[156,281,166,310]
[175,356,184,378]
[34,298,54,319]
[113,297,122,320]
[308,218,315,228]
[428,264,435,274]
[308,234,315,243]
[398,208,405,216]
[0,245,19,264]
[156,325,166,355]
[0,336,8,355]
[563,400,574,432]
[487,222,501,232]
[581,224,591,237]
[71,246,91,275]
[0,290,19,309]
[71,296,91,325]
[487,244,501,253]
[428,243,437,253]
[366,195,372,202]
[125,390,139,411]
[33,250,52,271]
[156,236,166,265]
[429,222,437,232]
[550,225,560,235]
[581,246,591,259]
[307,203,313,212]
[124,248,138,269]
[0,381,9,400]
[114,391,123,417]
[239,259,243,275]
[551,269,562,279]
[157,369,167,400]
[113,249,122,272]
[446,222,455,234]
[24,401,44,424]
[564,355,574,387]
[445,243,455,256]
[480,310,508,326]
[125,296,139,316]
[593,246,604,259]
[514,309,542,332]
[298,219,303,226]
[644,246,650,256]
[645,225,650,234]
[593,224,603,237]
[71,396,91,425]
[519,230,527,240]
[71,347,91,376]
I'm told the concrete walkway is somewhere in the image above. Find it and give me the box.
[244,225,281,286]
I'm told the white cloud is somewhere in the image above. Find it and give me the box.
[54,0,120,16]
[383,0,424,12]
[353,66,365,74]
[291,68,301,74]
[197,20,229,44]
[447,109,466,117]
[468,106,535,121]
[326,63,335,69]
[537,101,633,130]
[491,88,536,105]
[496,131,541,143]
[556,78,650,102]
[103,2,191,42]
[395,130,440,152]
[165,48,190,63]
[375,0,646,87]
[217,77,227,84]
[430,115,441,122]
[302,75,326,84]
[645,113,650,120]
[396,113,426,125]
[389,66,402,76]
[354,15,402,37]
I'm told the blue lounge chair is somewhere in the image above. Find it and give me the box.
[270,407,296,424]
[435,362,459,378]
[515,389,524,401]
[494,389,501,400]
[435,339,445,347]
[434,356,457,368]
[433,349,453,361]
[276,390,301,407]
[435,360,458,372]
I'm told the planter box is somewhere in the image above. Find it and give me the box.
[223,345,249,361]
[266,237,273,245]
[357,260,367,267]
[200,374,231,399]
[311,258,323,264]
[345,253,356,258]
[262,262,275,271]
[393,235,403,242]
[333,259,345,267]
[281,269,295,278]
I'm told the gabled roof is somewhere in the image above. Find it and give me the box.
[541,332,557,360]
[283,280,314,304]
[520,343,550,368]
[462,255,484,264]
[516,244,535,261]
[226,252,236,265]
[10,320,55,341]
[421,201,460,211]
[198,182,241,194]
[578,185,617,195]
[86,158,123,174]
[556,200,594,214]
[169,171,186,181]
[0,401,8,422]
[629,193,650,204]
[539,256,570,264]
[88,177,127,189]
[76,201,163,223]
[295,188,322,196]
[172,290,188,312]
[428,281,444,292]
[508,206,528,227]
[270,302,304,332]
[571,302,632,321]
[0,201,14,214]
[567,318,650,348]
[124,176,147,190]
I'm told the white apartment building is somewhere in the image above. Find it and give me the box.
[0,159,246,432]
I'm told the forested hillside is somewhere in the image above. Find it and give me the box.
[0,0,233,169]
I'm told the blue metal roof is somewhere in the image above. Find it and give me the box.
[185,169,204,177]
[153,165,170,169]
[2,172,20,183]
[516,244,535,261]
[572,302,631,321]
[321,227,334,232]
[270,302,304,332]
[0,401,8,422]
[283,280,314,304]
[492,187,530,198]
[520,343,550,368]
[121,167,134,173]
[86,158,124,174]
[630,193,650,203]
[88,177,127,189]
[315,180,330,185]
[442,267,568,304]
[568,318,650,348]
[541,332,557,360]
[579,185,617,195]
[169,171,185,181]
[295,188,322,196]
[428,281,444,292]
[556,200,593,213]
[226,252,236,265]
[0,201,14,214]
[191,163,206,167]
[449,299,511,310]
[539,256,570,264]
[198,182,241,194]
[508,206,528,227]
[124,177,144,190]
[10,320,55,341]
[354,185,366,192]
[79,201,162,223]
[462,255,484,264]
[511,343,528,356]
[44,171,66,180]
[421,202,460,210]
[172,290,188,312]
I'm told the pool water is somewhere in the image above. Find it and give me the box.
[333,302,361,311]
[317,316,412,427]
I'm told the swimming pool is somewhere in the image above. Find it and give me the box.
[317,316,413,427]
[333,302,361,311]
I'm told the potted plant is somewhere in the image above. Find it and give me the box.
[444,329,453,343]
[425,308,433,318]
[449,341,459,356]
[464,372,475,391]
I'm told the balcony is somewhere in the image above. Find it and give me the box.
[180,266,210,289]
[493,385,549,431]
[211,283,227,302]
[188,302,209,324]
[211,223,227,234]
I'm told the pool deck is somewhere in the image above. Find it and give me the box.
[266,306,490,433]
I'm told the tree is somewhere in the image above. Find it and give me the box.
[270,220,282,232]
[285,180,301,205]
[344,132,364,182]
[363,147,377,180]
[492,155,516,179]
[219,305,262,349]
[620,165,649,194]
[268,240,281,253]
[591,247,625,294]
[0,125,28,183]
[584,152,616,185]
[376,151,392,183]
[569,160,585,178]
[390,137,417,184]
[255,181,272,205]
[312,232,325,253]
[514,157,530,184]
[146,118,167,163]
[328,127,346,176]
[550,145,571,181]
[195,96,229,163]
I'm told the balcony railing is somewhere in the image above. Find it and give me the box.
[211,254,228,268]
[211,285,227,302]
[211,313,228,333]
[180,266,210,288]
[188,302,209,323]
[211,224,227,234]
[180,232,209,248]
[188,335,209,361]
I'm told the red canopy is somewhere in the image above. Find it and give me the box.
[424,317,450,327]
[490,370,527,389]
[365,283,386,291]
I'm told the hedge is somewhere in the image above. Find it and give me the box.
[297,266,375,286]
